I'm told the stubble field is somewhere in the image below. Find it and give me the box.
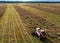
[0,3,60,43]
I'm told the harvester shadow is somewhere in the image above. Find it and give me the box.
[31,32,52,43]
[41,38,52,43]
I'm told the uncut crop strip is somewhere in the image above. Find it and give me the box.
[26,5,60,15]
[14,5,60,43]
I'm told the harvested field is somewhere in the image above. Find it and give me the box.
[0,3,60,43]
[26,5,60,15]
[20,5,60,26]
[14,5,60,43]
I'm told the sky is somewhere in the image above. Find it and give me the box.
[0,0,60,2]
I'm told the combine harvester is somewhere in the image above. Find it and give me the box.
[31,27,56,41]
[32,27,49,40]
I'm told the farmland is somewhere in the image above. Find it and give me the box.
[0,3,60,43]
